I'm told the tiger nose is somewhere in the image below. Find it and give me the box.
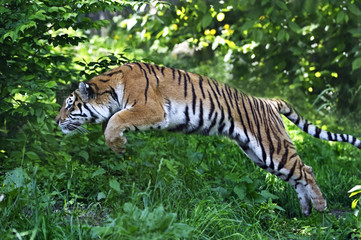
[55,115,61,125]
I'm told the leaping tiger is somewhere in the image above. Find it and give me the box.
[55,62,361,215]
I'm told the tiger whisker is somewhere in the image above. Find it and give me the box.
[75,126,89,134]
[64,122,88,134]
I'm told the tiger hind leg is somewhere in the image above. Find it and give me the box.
[281,159,327,215]
[238,141,326,215]
[276,157,327,215]
[299,165,327,214]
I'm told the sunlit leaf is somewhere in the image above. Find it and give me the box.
[352,199,359,209]
[44,81,57,88]
[348,185,361,193]
[349,190,361,198]
[29,10,48,21]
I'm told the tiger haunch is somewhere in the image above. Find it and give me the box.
[56,62,361,215]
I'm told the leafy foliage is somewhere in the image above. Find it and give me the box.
[91,203,193,239]
[1,0,361,239]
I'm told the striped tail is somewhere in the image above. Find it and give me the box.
[272,99,361,149]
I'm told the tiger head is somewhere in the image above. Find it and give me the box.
[55,82,118,134]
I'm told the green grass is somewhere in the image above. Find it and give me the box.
[1,121,361,239]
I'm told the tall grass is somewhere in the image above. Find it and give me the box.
[1,121,361,239]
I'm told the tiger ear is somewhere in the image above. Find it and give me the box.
[78,82,94,101]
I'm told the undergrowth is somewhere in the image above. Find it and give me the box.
[1,121,361,239]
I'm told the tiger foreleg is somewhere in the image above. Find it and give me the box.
[105,129,128,153]
[102,119,126,153]
[103,112,127,153]
[104,103,165,153]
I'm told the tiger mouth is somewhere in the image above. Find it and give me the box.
[66,122,81,131]
[60,122,83,134]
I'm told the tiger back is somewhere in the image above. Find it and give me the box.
[56,62,361,215]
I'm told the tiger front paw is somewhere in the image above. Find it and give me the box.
[104,130,127,154]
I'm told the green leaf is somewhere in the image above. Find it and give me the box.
[234,185,246,200]
[266,6,274,15]
[109,179,122,193]
[26,151,39,160]
[44,81,57,88]
[242,21,255,31]
[254,29,263,42]
[261,190,279,200]
[97,192,106,201]
[79,150,89,160]
[48,6,67,13]
[336,11,345,23]
[2,31,18,42]
[261,0,269,6]
[92,168,106,178]
[201,13,213,28]
[59,21,67,28]
[285,32,290,41]
[277,29,286,41]
[29,10,48,21]
[123,202,135,213]
[347,2,361,16]
[18,21,37,33]
[198,1,207,13]
[289,21,301,33]
[240,176,253,184]
[4,168,29,191]
[348,29,361,37]
[352,57,361,71]
[276,1,288,11]
[24,75,35,80]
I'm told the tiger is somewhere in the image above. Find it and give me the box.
[55,62,361,216]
